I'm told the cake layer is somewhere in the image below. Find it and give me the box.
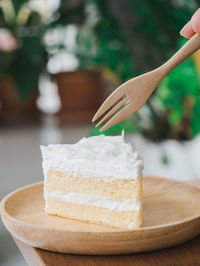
[44,190,141,212]
[45,169,142,201]
[45,196,142,229]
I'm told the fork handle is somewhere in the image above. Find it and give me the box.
[160,33,200,76]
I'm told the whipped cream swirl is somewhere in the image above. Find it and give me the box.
[41,134,143,181]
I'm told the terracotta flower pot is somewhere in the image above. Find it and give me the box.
[55,70,103,123]
[0,75,39,124]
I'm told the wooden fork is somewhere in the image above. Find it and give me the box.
[92,33,200,131]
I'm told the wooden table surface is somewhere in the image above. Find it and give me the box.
[12,179,200,265]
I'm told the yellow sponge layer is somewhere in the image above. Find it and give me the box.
[46,196,142,229]
[45,170,142,201]
[44,169,143,229]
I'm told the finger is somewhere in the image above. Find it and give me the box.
[180,21,195,38]
[191,8,200,33]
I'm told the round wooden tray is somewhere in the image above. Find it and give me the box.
[1,176,200,255]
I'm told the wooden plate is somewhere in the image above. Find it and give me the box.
[1,176,200,255]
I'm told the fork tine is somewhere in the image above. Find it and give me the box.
[100,102,138,131]
[95,97,129,127]
[92,87,125,122]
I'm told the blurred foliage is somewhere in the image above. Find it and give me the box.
[48,1,85,28]
[82,0,200,140]
[76,0,199,78]
[76,1,135,82]
[0,0,84,104]
[90,41,200,141]
[0,0,47,102]
[154,40,200,140]
[1,0,200,140]
[0,0,84,103]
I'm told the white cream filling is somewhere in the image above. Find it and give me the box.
[44,190,141,212]
[43,165,141,182]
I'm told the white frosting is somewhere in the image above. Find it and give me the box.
[44,189,141,212]
[41,134,143,181]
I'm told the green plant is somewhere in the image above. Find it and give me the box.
[44,1,84,73]
[0,0,85,103]
[154,40,200,140]
[76,0,199,77]
[0,0,47,102]
[83,0,200,140]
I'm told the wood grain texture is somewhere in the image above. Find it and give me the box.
[14,236,200,266]
[1,176,200,255]
[185,179,200,189]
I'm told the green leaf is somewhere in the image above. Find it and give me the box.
[11,0,27,16]
[168,106,184,126]
[8,52,39,103]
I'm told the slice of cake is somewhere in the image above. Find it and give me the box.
[41,134,143,229]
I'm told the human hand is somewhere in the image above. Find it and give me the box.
[180,8,200,38]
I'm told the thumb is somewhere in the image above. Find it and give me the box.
[191,8,200,33]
